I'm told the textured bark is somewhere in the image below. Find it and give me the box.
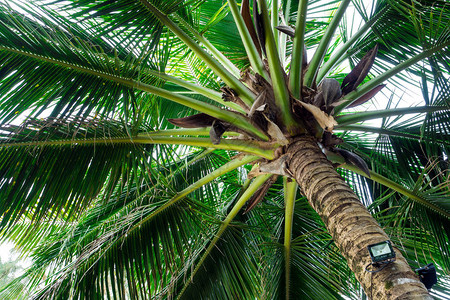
[286,136,431,300]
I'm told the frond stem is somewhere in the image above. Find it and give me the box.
[283,177,297,300]
[258,0,298,133]
[303,0,351,87]
[146,69,245,113]
[278,0,292,68]
[227,0,268,79]
[271,0,279,48]
[139,0,256,106]
[338,125,421,140]
[289,0,308,98]
[177,173,273,299]
[0,135,277,159]
[335,106,448,126]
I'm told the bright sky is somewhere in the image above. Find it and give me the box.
[0,242,15,262]
[0,242,31,269]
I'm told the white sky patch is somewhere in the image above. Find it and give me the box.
[0,242,16,262]
[0,242,31,269]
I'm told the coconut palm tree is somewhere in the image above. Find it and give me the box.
[0,0,449,299]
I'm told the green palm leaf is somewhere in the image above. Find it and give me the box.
[0,118,158,230]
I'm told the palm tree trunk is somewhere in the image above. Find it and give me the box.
[286,136,431,299]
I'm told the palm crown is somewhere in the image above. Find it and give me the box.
[0,0,449,299]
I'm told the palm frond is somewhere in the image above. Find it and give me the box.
[343,0,450,92]
[0,117,156,230]
[3,147,249,299]
[258,195,353,299]
[0,4,167,124]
